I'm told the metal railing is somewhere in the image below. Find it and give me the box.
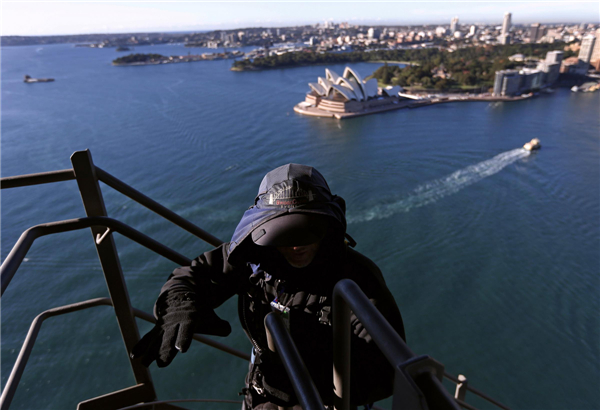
[1,149,511,410]
[0,150,241,410]
[332,279,510,410]
[264,312,325,410]
[254,280,510,410]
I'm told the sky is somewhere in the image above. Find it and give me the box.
[1,1,599,36]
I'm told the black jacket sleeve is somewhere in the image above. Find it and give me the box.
[154,243,247,316]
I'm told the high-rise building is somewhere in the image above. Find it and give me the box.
[493,70,521,96]
[498,12,512,45]
[579,35,596,63]
[546,50,564,65]
[519,68,543,92]
[532,51,563,85]
[591,29,600,70]
[502,12,512,36]
[450,17,459,34]
[367,27,375,40]
[529,23,542,43]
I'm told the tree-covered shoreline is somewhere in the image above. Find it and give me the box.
[113,53,166,65]
[232,43,574,91]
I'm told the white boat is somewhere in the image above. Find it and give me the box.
[524,138,541,151]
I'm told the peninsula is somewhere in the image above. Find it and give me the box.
[113,51,243,66]
[294,66,531,120]
[233,43,574,92]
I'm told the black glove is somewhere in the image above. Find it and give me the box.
[130,291,231,367]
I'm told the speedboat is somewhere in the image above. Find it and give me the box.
[524,138,541,151]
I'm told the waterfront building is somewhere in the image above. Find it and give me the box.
[450,17,459,34]
[590,29,600,70]
[493,65,547,96]
[536,50,563,84]
[493,70,521,96]
[519,68,543,92]
[579,35,596,63]
[296,67,406,117]
[561,57,589,76]
[537,61,560,84]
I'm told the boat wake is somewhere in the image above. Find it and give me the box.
[348,148,530,223]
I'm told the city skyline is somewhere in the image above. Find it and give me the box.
[2,1,599,37]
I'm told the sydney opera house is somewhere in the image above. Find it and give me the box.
[294,67,408,119]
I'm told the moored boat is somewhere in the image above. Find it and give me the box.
[24,75,54,83]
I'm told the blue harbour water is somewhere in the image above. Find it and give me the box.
[1,43,599,410]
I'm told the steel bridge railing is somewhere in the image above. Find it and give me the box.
[332,279,511,410]
[264,312,325,410]
[0,150,237,410]
[0,296,247,410]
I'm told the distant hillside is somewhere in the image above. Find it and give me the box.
[2,32,188,47]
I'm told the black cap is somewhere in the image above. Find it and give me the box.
[251,213,329,247]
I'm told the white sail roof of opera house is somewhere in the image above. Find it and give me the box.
[328,83,357,101]
[318,77,333,91]
[343,67,367,100]
[336,77,360,100]
[309,83,326,95]
[363,78,379,98]
[310,67,382,102]
[325,68,341,83]
[382,85,402,97]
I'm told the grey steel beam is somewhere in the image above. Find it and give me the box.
[70,150,156,393]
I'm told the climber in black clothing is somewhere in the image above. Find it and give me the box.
[131,163,405,409]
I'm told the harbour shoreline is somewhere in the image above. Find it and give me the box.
[293,93,531,119]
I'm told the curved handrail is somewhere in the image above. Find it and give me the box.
[332,279,460,410]
[1,216,191,296]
